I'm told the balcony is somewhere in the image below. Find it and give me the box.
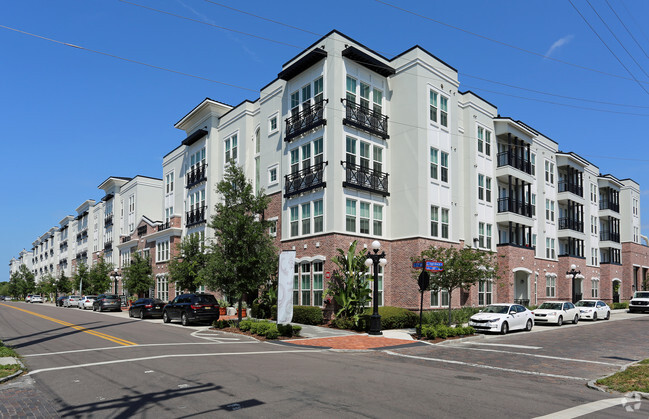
[558,181,583,197]
[137,225,148,237]
[284,100,327,142]
[558,217,584,233]
[158,221,171,232]
[497,151,532,175]
[600,231,620,243]
[599,201,620,212]
[104,241,113,251]
[284,162,327,198]
[186,163,208,188]
[497,197,533,218]
[121,235,132,243]
[104,214,113,227]
[186,206,207,227]
[341,161,389,196]
[342,99,389,139]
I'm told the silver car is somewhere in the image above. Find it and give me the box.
[78,295,97,310]
[63,295,81,308]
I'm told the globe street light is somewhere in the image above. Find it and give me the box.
[566,264,581,303]
[365,240,388,335]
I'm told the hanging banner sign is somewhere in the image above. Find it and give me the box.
[277,250,296,325]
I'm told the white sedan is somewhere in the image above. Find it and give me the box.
[30,295,43,303]
[575,300,611,320]
[468,303,534,334]
[78,296,97,310]
[63,295,81,308]
[533,301,580,326]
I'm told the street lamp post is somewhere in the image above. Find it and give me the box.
[365,240,388,336]
[566,264,581,303]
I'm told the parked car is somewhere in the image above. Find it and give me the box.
[0,295,5,301]
[129,298,165,319]
[63,295,81,308]
[629,291,649,313]
[93,294,122,312]
[575,299,611,320]
[162,293,220,326]
[25,294,33,303]
[56,296,69,307]
[78,295,97,310]
[468,303,534,334]
[30,295,43,303]
[533,301,579,325]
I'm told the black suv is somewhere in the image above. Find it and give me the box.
[163,293,219,326]
[93,294,122,312]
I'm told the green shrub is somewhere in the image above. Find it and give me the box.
[526,305,538,311]
[446,326,458,338]
[464,326,475,335]
[277,323,292,336]
[292,325,302,336]
[212,319,229,329]
[238,319,254,332]
[435,325,448,339]
[356,306,418,331]
[292,306,323,325]
[256,322,273,336]
[271,305,277,320]
[422,324,437,339]
[610,302,629,310]
[264,327,279,339]
[422,307,483,326]
[332,317,355,330]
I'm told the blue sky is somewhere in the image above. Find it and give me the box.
[3,0,649,282]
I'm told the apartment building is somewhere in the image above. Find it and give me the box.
[10,30,649,310]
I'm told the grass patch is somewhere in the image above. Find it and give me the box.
[0,341,19,358]
[597,359,649,393]
[0,364,21,379]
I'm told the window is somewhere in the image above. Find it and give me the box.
[478,175,484,201]
[545,161,554,184]
[360,202,370,234]
[346,76,357,104]
[591,216,598,234]
[268,165,278,185]
[485,177,492,203]
[486,224,492,248]
[346,199,356,232]
[430,148,438,180]
[545,238,556,259]
[314,77,323,104]
[121,250,131,268]
[225,134,238,163]
[546,276,556,297]
[314,138,323,166]
[479,222,485,248]
[429,90,438,123]
[485,129,491,156]
[301,263,311,306]
[268,219,277,237]
[290,206,299,237]
[128,195,135,233]
[301,203,311,235]
[440,96,448,127]
[373,88,383,114]
[313,200,323,233]
[591,247,598,265]
[165,171,174,223]
[290,149,299,174]
[313,262,323,306]
[431,206,439,237]
[373,204,383,236]
[440,151,449,182]
[301,84,311,112]
[156,275,169,301]
[591,279,599,298]
[429,89,450,128]
[293,265,299,305]
[531,153,536,175]
[431,289,449,307]
[546,199,555,222]
[269,115,278,133]
[156,240,170,262]
[441,208,449,239]
[430,147,449,183]
[360,82,370,109]
[590,183,597,203]
[478,280,492,305]
[290,91,300,117]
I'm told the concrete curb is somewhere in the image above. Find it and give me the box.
[0,358,26,384]
[588,360,649,397]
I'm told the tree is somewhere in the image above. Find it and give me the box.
[73,262,90,295]
[39,273,57,299]
[19,265,36,296]
[57,272,72,295]
[202,162,278,321]
[413,245,498,326]
[168,234,206,294]
[325,240,371,327]
[8,271,23,298]
[122,253,154,299]
[0,281,10,297]
[86,256,113,295]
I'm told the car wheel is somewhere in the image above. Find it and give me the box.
[93,305,97,311]
[525,319,533,331]
[605,311,610,320]
[139,310,145,320]
[181,313,189,327]
[593,313,598,321]
[557,316,563,326]
[98,305,103,312]
[500,322,509,335]
[128,310,133,318]
[163,311,170,323]
[629,309,637,313]
[573,315,579,324]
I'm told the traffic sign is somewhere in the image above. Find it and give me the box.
[412,262,423,269]
[325,271,331,279]
[425,260,444,272]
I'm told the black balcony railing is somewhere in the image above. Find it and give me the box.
[121,235,132,243]
[558,217,584,232]
[158,221,171,232]
[342,99,389,139]
[285,100,327,142]
[284,162,327,198]
[599,201,620,212]
[186,163,208,188]
[104,214,113,227]
[341,161,389,196]
[558,181,583,197]
[600,231,621,243]
[137,225,148,237]
[186,206,207,227]
[497,151,532,174]
[497,197,533,217]
[104,241,113,251]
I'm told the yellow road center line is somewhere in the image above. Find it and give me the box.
[0,303,137,346]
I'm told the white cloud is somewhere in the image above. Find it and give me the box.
[544,35,574,58]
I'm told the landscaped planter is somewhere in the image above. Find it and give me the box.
[238,308,247,317]
[219,307,227,315]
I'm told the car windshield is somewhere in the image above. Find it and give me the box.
[634,292,649,299]
[481,305,509,314]
[575,301,595,307]
[104,295,119,299]
[539,302,563,310]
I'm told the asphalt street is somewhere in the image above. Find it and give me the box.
[1,301,649,418]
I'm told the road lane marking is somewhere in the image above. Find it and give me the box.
[534,397,628,418]
[466,342,542,350]
[27,349,327,375]
[453,346,620,366]
[384,351,589,381]
[24,341,258,357]
[0,303,136,346]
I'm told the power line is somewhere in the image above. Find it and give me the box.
[569,0,649,97]
[605,0,649,62]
